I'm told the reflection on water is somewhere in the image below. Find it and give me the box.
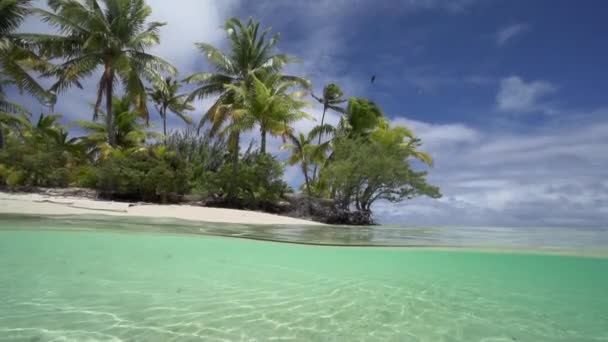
[1,213,607,252]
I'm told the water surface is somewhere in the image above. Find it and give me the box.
[1,214,607,341]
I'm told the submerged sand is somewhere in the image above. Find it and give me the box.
[0,192,321,226]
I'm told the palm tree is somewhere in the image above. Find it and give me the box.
[309,96,383,146]
[147,76,193,138]
[311,83,345,136]
[372,120,434,166]
[76,96,160,159]
[20,112,83,158]
[226,73,310,154]
[27,0,176,147]
[310,83,345,179]
[281,132,327,196]
[0,88,29,149]
[0,0,53,105]
[184,17,308,195]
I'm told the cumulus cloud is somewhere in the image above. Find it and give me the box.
[391,117,480,150]
[496,23,528,47]
[376,111,608,227]
[496,76,556,113]
[147,0,241,73]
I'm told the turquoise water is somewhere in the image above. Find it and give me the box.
[1,215,607,341]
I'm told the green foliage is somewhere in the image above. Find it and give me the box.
[206,153,289,206]
[69,164,97,188]
[320,131,441,211]
[164,126,227,192]
[76,96,161,159]
[226,73,311,153]
[0,0,53,104]
[185,17,309,193]
[29,0,176,146]
[0,0,32,35]
[345,97,383,135]
[0,135,71,187]
[0,112,84,188]
[147,76,193,137]
[310,82,346,143]
[96,147,190,202]
[281,131,329,196]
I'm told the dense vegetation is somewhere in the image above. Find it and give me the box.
[0,0,441,223]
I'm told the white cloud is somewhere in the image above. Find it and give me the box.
[496,76,556,113]
[376,112,608,227]
[147,0,241,74]
[391,117,480,150]
[496,23,528,47]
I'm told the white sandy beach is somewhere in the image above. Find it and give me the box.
[0,192,321,225]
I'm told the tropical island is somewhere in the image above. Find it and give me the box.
[0,0,441,225]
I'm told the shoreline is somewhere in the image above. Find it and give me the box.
[0,192,324,226]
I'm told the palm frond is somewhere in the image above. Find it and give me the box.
[309,124,336,140]
[0,50,51,102]
[195,42,235,75]
[0,0,32,35]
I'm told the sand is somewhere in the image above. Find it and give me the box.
[0,192,322,226]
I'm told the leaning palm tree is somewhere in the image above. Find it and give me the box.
[310,83,345,179]
[27,0,176,147]
[147,76,193,138]
[0,0,53,104]
[184,17,308,195]
[226,73,310,154]
[311,83,345,137]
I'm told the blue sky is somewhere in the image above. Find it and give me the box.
[12,0,608,227]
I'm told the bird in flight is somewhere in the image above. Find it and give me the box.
[370,75,376,84]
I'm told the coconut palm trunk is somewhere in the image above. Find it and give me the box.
[29,0,176,148]
[105,71,115,146]
[230,133,240,199]
[260,125,267,154]
[311,104,328,181]
[302,159,312,196]
[162,104,167,137]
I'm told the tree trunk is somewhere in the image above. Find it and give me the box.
[311,104,328,182]
[302,162,312,196]
[260,126,267,154]
[228,134,240,199]
[317,105,328,144]
[0,124,4,150]
[162,105,167,141]
[105,73,115,147]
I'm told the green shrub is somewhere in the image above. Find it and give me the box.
[0,141,71,187]
[0,164,8,185]
[6,169,24,187]
[96,147,191,202]
[206,153,290,206]
[69,165,98,188]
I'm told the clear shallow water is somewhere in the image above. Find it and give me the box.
[1,215,608,341]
